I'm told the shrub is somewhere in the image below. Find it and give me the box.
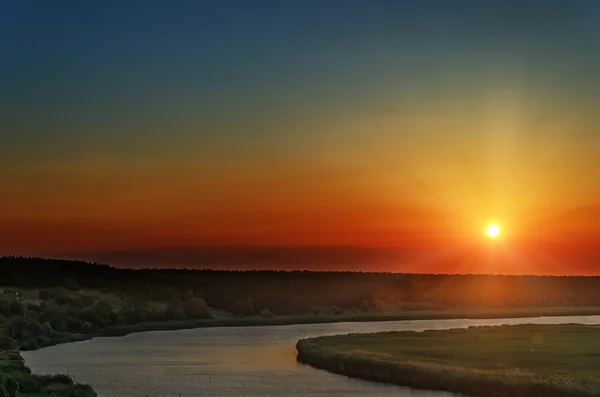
[165,300,185,320]
[359,300,371,312]
[230,298,253,317]
[313,306,322,315]
[50,288,72,305]
[260,308,274,318]
[9,317,28,340]
[66,317,83,332]
[330,306,344,315]
[81,321,94,334]
[94,302,112,326]
[8,301,23,316]
[0,302,10,317]
[20,339,38,351]
[373,300,387,311]
[183,298,211,319]
[64,278,81,291]
[38,290,52,300]
[39,322,53,337]
[27,319,42,335]
[0,373,19,397]
[25,304,41,319]
[157,286,180,301]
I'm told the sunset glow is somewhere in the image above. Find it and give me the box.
[2,1,600,274]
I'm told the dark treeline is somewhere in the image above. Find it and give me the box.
[3,256,600,313]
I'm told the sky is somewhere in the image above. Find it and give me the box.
[2,1,600,274]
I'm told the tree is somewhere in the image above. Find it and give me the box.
[183,298,211,319]
[230,298,253,317]
[40,301,66,330]
[0,315,10,348]
[10,316,28,340]
[66,317,83,332]
[0,302,10,317]
[94,302,112,326]
[50,288,72,306]
[183,290,195,301]
[64,278,81,291]
[165,299,185,320]
[8,300,23,316]
[39,289,52,300]
[0,374,19,397]
[158,286,180,301]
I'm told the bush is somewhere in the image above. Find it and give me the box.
[20,339,38,351]
[39,322,53,337]
[330,306,344,315]
[66,317,83,332]
[39,290,52,300]
[50,288,72,306]
[8,301,23,316]
[10,317,28,340]
[230,298,253,317]
[157,286,180,301]
[64,278,81,291]
[0,302,10,317]
[0,315,10,346]
[313,306,322,315]
[0,373,19,397]
[359,300,371,312]
[81,321,94,334]
[26,303,41,315]
[183,298,211,319]
[94,302,112,326]
[78,308,101,326]
[260,308,274,318]
[373,300,387,311]
[165,300,185,320]
[27,319,41,335]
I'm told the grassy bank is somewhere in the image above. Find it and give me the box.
[0,350,95,397]
[11,307,600,396]
[296,323,600,397]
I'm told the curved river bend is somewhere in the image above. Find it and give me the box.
[23,315,600,397]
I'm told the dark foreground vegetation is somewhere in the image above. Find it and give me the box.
[297,324,600,397]
[3,256,600,395]
[0,350,94,397]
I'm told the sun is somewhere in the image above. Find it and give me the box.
[486,224,500,238]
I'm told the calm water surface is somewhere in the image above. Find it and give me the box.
[23,315,600,397]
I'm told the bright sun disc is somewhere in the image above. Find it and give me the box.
[487,224,500,238]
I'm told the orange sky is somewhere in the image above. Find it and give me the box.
[3,1,600,273]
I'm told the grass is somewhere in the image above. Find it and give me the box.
[296,323,600,397]
[0,350,95,397]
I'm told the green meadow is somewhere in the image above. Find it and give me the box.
[297,323,600,397]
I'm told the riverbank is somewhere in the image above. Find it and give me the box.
[13,307,600,396]
[296,323,600,397]
[23,305,600,350]
[0,350,95,397]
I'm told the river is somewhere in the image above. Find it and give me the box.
[22,315,600,397]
